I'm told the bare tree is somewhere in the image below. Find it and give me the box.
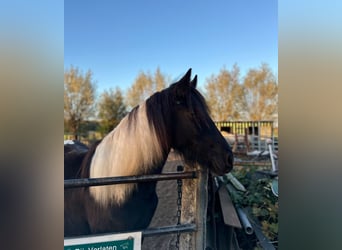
[242,63,278,120]
[64,66,96,140]
[126,67,169,108]
[205,65,245,121]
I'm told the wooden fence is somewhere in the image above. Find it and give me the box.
[215,121,278,152]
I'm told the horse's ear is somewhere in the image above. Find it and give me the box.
[174,68,192,98]
[190,75,197,88]
[178,68,192,84]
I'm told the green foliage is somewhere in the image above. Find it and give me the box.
[79,120,100,135]
[230,166,278,244]
[98,87,127,135]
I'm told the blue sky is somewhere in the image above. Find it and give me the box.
[65,0,278,94]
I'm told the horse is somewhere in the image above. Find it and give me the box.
[64,69,234,237]
[64,140,88,179]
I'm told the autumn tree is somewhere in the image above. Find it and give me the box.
[98,87,127,135]
[242,63,278,120]
[205,65,245,121]
[64,66,96,140]
[126,67,169,108]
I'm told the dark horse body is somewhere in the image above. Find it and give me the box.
[64,140,88,180]
[64,69,233,237]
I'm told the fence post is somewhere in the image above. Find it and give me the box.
[180,164,209,249]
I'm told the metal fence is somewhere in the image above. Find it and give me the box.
[64,164,208,249]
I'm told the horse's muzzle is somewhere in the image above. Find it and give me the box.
[227,152,234,169]
[210,152,234,176]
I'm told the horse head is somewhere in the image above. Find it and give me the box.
[164,69,234,175]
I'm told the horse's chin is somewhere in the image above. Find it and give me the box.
[209,162,233,177]
[210,169,230,177]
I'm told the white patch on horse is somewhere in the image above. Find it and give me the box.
[64,140,75,145]
[89,102,164,206]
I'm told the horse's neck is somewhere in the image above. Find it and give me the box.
[89,103,169,179]
[87,143,169,206]
[84,101,173,205]
[145,158,168,175]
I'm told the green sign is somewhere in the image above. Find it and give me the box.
[64,232,141,250]
[64,238,133,250]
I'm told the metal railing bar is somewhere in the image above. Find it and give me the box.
[64,171,198,189]
[142,223,197,237]
[64,224,197,241]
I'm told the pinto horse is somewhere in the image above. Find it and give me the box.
[64,69,234,237]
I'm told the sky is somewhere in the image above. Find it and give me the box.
[64,0,278,94]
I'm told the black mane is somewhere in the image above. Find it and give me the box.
[145,90,172,156]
